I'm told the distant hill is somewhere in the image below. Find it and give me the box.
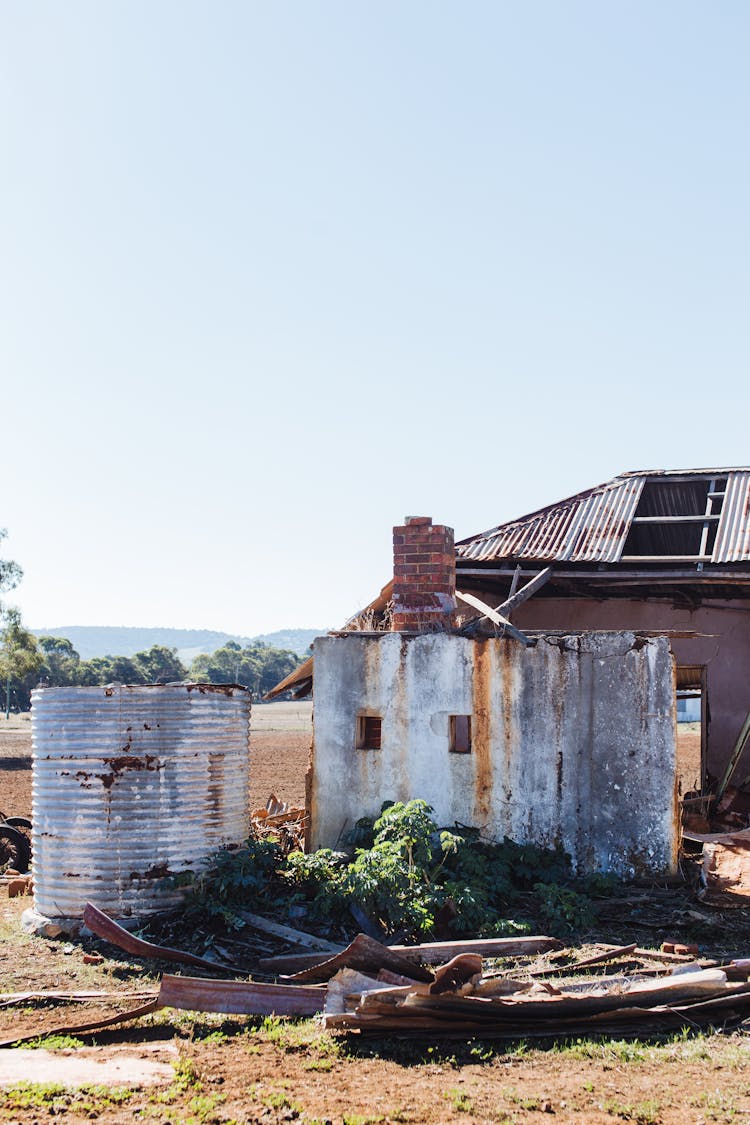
[30,626,325,662]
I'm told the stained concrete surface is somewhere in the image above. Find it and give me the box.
[0,1042,177,1087]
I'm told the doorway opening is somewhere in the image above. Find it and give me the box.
[676,664,707,797]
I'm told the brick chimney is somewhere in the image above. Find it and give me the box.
[392,516,456,632]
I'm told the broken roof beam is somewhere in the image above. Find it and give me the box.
[495,566,553,617]
[631,515,721,524]
[456,591,533,645]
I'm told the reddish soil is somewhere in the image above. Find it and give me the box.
[0,720,32,820]
[1,881,750,1125]
[250,730,309,810]
[676,724,702,797]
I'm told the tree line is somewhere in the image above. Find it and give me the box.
[0,622,304,712]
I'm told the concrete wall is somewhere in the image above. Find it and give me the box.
[311,631,677,876]
[487,595,750,783]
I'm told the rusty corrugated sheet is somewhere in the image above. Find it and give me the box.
[713,472,750,562]
[457,477,644,563]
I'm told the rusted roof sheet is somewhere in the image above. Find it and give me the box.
[713,472,750,563]
[457,477,644,564]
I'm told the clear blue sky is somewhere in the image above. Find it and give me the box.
[1,2,749,636]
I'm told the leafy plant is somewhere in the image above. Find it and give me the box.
[533,882,595,935]
[174,836,284,928]
[180,798,599,942]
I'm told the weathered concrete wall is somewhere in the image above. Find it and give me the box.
[311,632,677,876]
[484,595,750,784]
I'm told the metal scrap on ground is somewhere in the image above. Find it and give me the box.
[6,902,750,1045]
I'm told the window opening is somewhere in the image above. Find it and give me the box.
[449,715,472,754]
[356,715,382,750]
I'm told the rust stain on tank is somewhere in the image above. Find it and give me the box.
[207,751,224,813]
[472,640,493,820]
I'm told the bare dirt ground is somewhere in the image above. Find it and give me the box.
[676,722,702,797]
[3,706,750,1123]
[1,887,750,1124]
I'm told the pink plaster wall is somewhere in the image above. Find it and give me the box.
[470,591,750,782]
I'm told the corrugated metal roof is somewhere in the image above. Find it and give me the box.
[458,467,750,566]
[713,471,750,562]
[457,477,644,563]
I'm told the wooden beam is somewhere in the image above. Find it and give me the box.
[496,567,553,617]
[507,564,522,600]
[631,515,720,524]
[456,591,533,645]
[714,707,750,805]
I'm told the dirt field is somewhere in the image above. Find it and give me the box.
[2,890,750,1124]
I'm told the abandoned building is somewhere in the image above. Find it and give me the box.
[269,467,750,876]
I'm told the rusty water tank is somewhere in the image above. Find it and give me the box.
[31,683,251,918]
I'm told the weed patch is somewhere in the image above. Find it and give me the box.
[175,798,603,941]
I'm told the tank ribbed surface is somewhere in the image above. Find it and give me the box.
[31,684,250,918]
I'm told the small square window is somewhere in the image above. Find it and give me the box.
[356,715,382,750]
[449,715,472,753]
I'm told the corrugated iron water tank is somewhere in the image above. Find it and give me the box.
[31,683,251,918]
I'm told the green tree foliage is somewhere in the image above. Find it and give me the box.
[76,646,187,686]
[0,529,22,614]
[30,633,295,696]
[178,799,599,942]
[37,635,81,686]
[0,609,43,714]
[134,644,187,684]
[189,641,300,695]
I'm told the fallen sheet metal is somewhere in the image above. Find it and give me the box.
[83,902,238,972]
[158,974,325,1016]
[324,964,750,1036]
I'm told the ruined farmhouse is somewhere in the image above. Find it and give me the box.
[270,467,750,876]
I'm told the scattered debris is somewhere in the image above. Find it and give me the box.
[233,909,340,954]
[251,793,306,853]
[83,902,240,972]
[0,1000,161,1048]
[323,964,750,1036]
[6,874,32,898]
[0,814,31,874]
